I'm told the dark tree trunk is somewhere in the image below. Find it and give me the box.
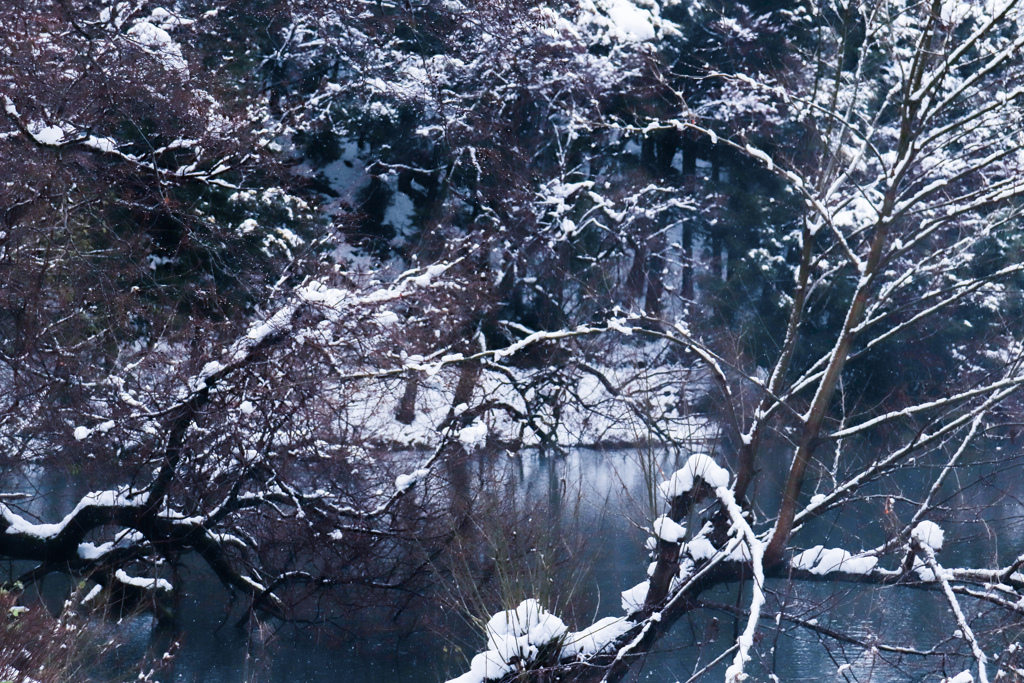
[680,135,698,303]
[396,375,418,425]
[681,135,697,177]
[444,361,482,518]
[644,234,665,321]
[681,221,694,303]
[626,239,649,308]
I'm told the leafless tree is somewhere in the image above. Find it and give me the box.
[446,1,1024,681]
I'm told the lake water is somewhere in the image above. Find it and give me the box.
[5,444,1020,683]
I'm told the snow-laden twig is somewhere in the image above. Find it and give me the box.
[912,3,1024,121]
[682,644,740,683]
[2,95,239,189]
[792,383,1020,529]
[829,375,1024,440]
[906,416,982,531]
[697,599,947,657]
[917,541,989,683]
[853,264,1024,354]
[716,486,765,683]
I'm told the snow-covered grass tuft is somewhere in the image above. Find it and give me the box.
[448,599,570,683]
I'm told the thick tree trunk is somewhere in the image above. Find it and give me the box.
[626,239,649,308]
[681,136,697,303]
[681,221,694,303]
[710,231,723,282]
[710,147,723,281]
[681,135,697,177]
[396,375,418,425]
[644,238,665,322]
[444,361,482,518]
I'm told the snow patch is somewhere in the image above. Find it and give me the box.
[114,569,172,592]
[685,536,717,560]
[84,135,117,153]
[745,144,773,171]
[30,124,67,145]
[604,0,656,40]
[82,584,104,604]
[126,21,188,72]
[942,672,974,683]
[447,651,510,683]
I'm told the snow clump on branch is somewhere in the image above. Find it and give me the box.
[652,516,686,543]
[911,520,945,552]
[560,616,632,658]
[791,546,878,575]
[484,599,567,664]
[659,453,730,499]
[621,580,649,615]
[125,19,188,72]
[942,671,974,683]
[394,469,430,493]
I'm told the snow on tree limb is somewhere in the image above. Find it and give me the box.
[916,536,990,683]
[716,486,764,683]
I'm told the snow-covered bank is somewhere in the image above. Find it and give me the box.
[335,361,717,450]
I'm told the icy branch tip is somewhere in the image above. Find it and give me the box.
[911,520,944,552]
[659,453,730,499]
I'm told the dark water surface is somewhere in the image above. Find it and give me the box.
[6,445,1022,683]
